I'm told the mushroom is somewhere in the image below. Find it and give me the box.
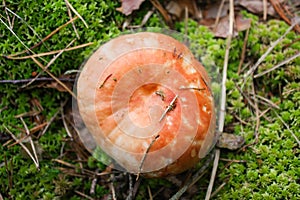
[76,32,216,177]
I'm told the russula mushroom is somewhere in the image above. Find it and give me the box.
[76,32,216,177]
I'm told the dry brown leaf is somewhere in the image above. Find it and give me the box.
[212,14,251,38]
[44,81,72,92]
[203,2,229,19]
[239,0,277,16]
[166,0,200,19]
[116,0,146,16]
[236,14,252,31]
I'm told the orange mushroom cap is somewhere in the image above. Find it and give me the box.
[76,32,216,177]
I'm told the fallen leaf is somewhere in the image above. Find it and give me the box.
[166,0,201,19]
[239,0,277,16]
[236,14,252,31]
[212,14,251,38]
[203,2,229,19]
[116,0,146,16]
[213,16,238,38]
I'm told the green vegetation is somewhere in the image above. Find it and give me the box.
[1,0,299,199]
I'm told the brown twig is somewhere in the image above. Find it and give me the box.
[5,122,47,148]
[37,105,61,138]
[205,149,220,200]
[125,9,154,29]
[273,110,300,147]
[64,0,88,28]
[126,174,133,200]
[4,7,49,51]
[20,117,39,168]
[219,158,247,163]
[147,185,153,200]
[74,190,94,200]
[64,0,80,39]
[3,125,40,169]
[99,74,113,89]
[137,135,160,179]
[244,20,299,79]
[210,181,227,198]
[30,56,77,99]
[263,0,267,21]
[159,94,178,122]
[205,1,234,198]
[254,51,300,78]
[21,38,76,88]
[169,150,215,200]
[90,169,99,195]
[4,155,13,190]
[110,175,117,200]
[238,28,250,75]
[0,77,75,84]
[249,94,280,109]
[213,0,226,32]
[269,0,300,33]
[150,0,173,27]
[3,1,12,28]
[5,42,93,60]
[0,17,44,62]
[4,16,79,58]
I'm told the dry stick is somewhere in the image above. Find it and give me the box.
[269,0,300,33]
[258,107,271,119]
[250,94,280,109]
[74,191,94,200]
[235,83,272,122]
[30,57,77,99]
[3,125,39,169]
[273,111,300,147]
[210,182,227,198]
[5,16,78,58]
[244,20,298,79]
[38,105,61,138]
[213,0,226,32]
[159,95,178,122]
[150,0,173,27]
[4,155,13,190]
[3,0,12,28]
[137,134,160,180]
[90,169,99,195]
[184,6,188,37]
[126,174,133,200]
[61,106,73,139]
[0,17,47,62]
[251,80,261,147]
[20,117,39,168]
[147,185,153,200]
[110,177,117,200]
[254,51,300,78]
[6,122,48,148]
[53,159,112,177]
[5,7,49,51]
[238,28,250,75]
[169,150,215,200]
[127,9,154,29]
[205,1,234,199]
[0,77,75,84]
[5,42,93,60]
[263,0,267,21]
[22,39,76,88]
[205,149,220,200]
[64,0,88,28]
[64,0,80,39]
